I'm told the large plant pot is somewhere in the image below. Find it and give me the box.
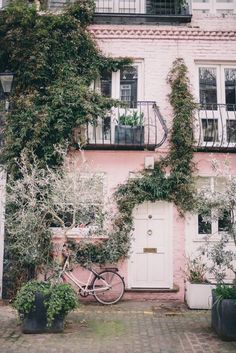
[212,290,236,341]
[115,125,144,145]
[185,281,216,309]
[22,293,64,334]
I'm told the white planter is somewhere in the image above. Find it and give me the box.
[185,281,216,309]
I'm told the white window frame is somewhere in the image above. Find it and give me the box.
[193,176,234,241]
[88,61,144,144]
[195,63,236,148]
[192,0,236,15]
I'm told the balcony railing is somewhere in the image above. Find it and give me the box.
[93,0,191,23]
[0,101,5,148]
[83,101,168,150]
[196,104,236,151]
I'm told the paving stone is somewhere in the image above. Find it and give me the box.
[0,300,236,353]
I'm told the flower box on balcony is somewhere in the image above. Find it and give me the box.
[115,125,144,145]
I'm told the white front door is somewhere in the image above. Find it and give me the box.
[128,201,173,288]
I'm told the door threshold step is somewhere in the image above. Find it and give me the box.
[126,285,179,293]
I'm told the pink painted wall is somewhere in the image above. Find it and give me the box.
[53,14,236,302]
[68,147,236,302]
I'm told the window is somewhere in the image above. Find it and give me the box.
[201,119,219,142]
[225,68,236,110]
[100,70,112,97]
[197,177,232,236]
[199,67,217,109]
[89,63,142,144]
[120,66,138,108]
[197,64,236,146]
[198,65,236,108]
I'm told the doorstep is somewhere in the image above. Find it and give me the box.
[125,285,179,293]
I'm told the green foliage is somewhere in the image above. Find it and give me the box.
[75,59,197,266]
[186,257,208,283]
[119,111,144,126]
[115,58,196,216]
[14,281,78,327]
[0,0,131,174]
[215,285,236,300]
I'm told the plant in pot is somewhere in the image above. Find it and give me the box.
[196,159,236,340]
[14,281,78,333]
[115,111,144,145]
[185,256,215,309]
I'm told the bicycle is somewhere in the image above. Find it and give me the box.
[56,244,125,305]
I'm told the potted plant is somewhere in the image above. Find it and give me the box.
[14,281,78,333]
[185,256,215,309]
[212,285,236,341]
[115,111,144,145]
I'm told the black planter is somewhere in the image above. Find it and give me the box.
[115,125,144,145]
[22,293,64,334]
[212,290,236,341]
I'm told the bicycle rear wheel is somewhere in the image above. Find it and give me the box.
[92,270,125,305]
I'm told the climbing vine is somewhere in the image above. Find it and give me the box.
[0,0,131,176]
[76,58,197,265]
[1,3,196,283]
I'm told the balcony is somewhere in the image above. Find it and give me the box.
[196,104,236,152]
[0,101,5,148]
[93,0,191,24]
[83,101,168,150]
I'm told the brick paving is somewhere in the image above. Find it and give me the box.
[0,300,236,353]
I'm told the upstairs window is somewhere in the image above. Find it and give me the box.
[199,67,217,109]
[100,70,112,98]
[225,68,236,110]
[198,65,236,109]
[197,64,236,145]
[120,66,138,108]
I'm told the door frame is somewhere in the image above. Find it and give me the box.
[127,201,173,289]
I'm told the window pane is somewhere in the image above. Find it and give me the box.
[198,212,212,234]
[120,66,138,108]
[199,68,217,109]
[226,120,236,143]
[119,0,136,13]
[95,0,113,13]
[202,119,219,142]
[225,68,236,111]
[218,210,231,232]
[101,70,112,97]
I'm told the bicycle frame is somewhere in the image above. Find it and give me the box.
[60,256,111,296]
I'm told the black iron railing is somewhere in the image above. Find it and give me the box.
[84,101,168,150]
[95,0,189,15]
[0,101,5,148]
[196,103,236,151]
[93,0,191,23]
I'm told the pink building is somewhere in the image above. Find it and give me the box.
[1,0,236,302]
[48,0,236,302]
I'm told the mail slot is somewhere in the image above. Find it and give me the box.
[143,248,157,253]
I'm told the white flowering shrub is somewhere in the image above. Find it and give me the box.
[196,159,236,284]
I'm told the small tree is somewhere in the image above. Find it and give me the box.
[196,159,236,284]
[6,149,108,280]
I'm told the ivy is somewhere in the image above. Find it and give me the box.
[0,0,131,175]
[76,58,197,265]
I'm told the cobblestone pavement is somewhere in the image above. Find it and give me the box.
[1,300,236,353]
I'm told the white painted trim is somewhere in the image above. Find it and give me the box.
[127,201,173,289]
[0,171,6,299]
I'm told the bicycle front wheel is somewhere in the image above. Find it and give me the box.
[92,270,125,305]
